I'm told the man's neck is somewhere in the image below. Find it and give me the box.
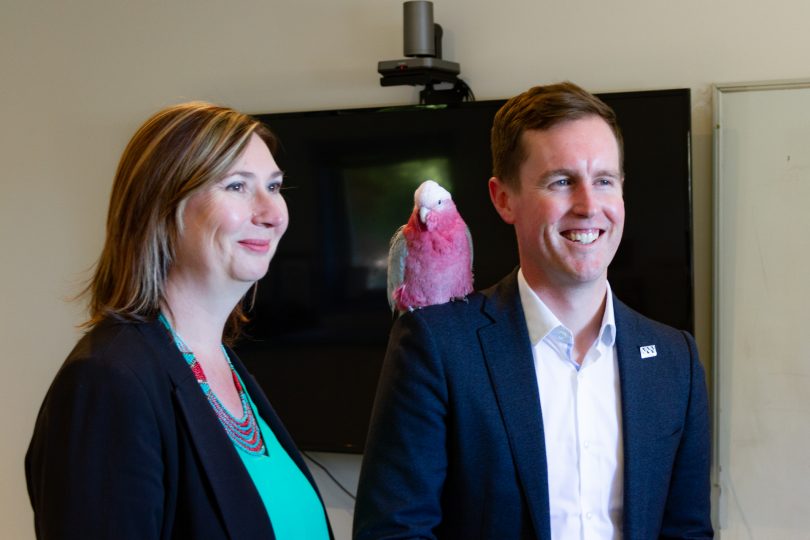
[524,273,609,364]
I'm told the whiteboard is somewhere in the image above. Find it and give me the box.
[714,80,810,539]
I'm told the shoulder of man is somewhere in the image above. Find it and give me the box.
[400,269,521,329]
[612,294,690,341]
[397,291,486,331]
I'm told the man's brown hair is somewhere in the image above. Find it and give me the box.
[491,81,624,190]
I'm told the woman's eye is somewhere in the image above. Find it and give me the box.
[267,181,282,193]
[226,181,245,192]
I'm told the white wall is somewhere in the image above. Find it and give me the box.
[3,1,809,537]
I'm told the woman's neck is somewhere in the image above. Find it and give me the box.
[161,272,248,351]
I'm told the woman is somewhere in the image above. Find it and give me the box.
[25,102,332,539]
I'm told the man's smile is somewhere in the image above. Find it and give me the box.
[561,228,602,245]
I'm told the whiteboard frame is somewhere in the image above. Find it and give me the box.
[712,77,810,533]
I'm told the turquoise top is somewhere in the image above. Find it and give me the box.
[156,313,328,538]
[237,381,330,540]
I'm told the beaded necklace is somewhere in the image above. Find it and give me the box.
[158,314,266,456]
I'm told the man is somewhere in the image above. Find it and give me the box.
[354,82,713,539]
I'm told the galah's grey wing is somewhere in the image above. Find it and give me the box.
[465,224,474,269]
[387,226,408,312]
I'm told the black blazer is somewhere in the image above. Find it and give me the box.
[354,271,713,539]
[26,317,332,539]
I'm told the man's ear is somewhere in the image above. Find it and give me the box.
[488,177,516,224]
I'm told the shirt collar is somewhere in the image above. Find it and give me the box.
[516,269,616,348]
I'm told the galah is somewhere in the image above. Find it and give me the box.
[387,179,473,313]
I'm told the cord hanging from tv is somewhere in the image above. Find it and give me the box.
[377,1,474,104]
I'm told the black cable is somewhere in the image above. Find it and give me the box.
[303,451,357,500]
[455,78,475,102]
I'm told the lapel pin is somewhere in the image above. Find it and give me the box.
[640,345,657,359]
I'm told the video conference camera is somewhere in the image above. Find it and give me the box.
[378,1,472,104]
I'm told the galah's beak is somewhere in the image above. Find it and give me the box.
[419,206,430,223]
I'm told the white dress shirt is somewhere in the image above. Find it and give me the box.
[517,270,624,540]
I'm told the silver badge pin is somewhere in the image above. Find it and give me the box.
[640,345,657,359]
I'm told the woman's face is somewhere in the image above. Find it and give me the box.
[173,134,288,293]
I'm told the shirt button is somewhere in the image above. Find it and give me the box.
[586,512,593,520]
[584,442,590,449]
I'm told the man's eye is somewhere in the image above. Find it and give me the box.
[553,178,572,187]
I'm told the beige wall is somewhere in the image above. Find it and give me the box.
[3,0,808,537]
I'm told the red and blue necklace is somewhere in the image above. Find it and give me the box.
[159,313,266,456]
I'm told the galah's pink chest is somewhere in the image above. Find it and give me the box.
[396,213,474,308]
[405,224,470,275]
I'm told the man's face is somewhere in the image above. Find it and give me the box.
[489,115,624,291]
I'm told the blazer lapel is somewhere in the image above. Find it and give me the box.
[139,321,276,540]
[614,298,673,539]
[229,353,332,514]
[478,271,552,540]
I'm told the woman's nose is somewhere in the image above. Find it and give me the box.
[252,190,288,228]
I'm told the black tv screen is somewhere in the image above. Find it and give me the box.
[236,89,693,453]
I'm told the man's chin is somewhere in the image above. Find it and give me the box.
[561,267,610,287]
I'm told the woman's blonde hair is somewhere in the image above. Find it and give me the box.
[84,101,277,343]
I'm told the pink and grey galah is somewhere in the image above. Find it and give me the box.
[387,179,474,313]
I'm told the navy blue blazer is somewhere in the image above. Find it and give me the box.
[26,317,332,540]
[354,271,712,539]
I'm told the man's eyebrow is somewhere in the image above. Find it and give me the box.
[542,168,575,178]
[593,168,622,178]
[541,168,621,179]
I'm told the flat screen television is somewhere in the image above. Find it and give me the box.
[236,89,693,453]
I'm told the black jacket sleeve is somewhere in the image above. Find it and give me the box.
[26,354,166,539]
